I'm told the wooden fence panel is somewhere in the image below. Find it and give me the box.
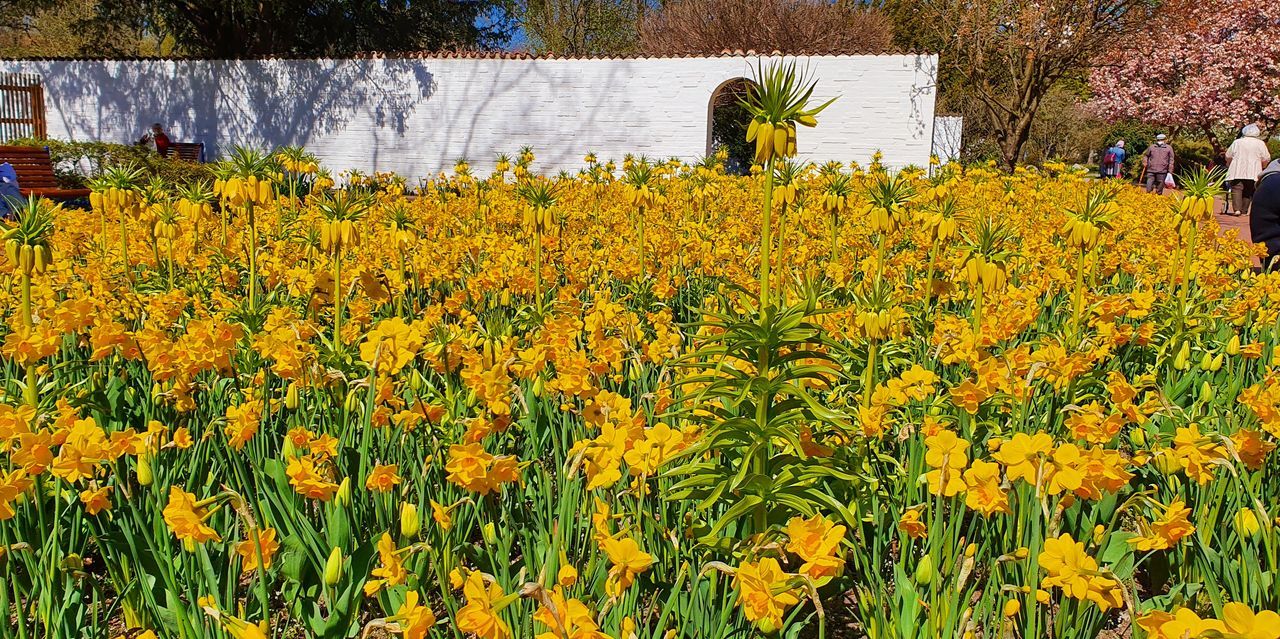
[0,73,46,142]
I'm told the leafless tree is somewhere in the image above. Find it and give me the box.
[638,0,894,56]
[887,0,1152,170]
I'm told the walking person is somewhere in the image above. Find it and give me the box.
[1142,134,1176,195]
[1225,124,1271,217]
[1249,159,1280,270]
[1100,140,1127,179]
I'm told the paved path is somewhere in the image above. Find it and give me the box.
[1214,194,1252,244]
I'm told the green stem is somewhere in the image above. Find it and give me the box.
[829,210,839,262]
[777,202,789,305]
[534,228,543,314]
[333,248,343,352]
[874,233,887,286]
[119,207,131,283]
[100,211,108,261]
[862,340,879,408]
[21,269,35,409]
[637,205,646,280]
[1179,222,1198,329]
[972,280,984,336]
[760,156,777,306]
[398,249,408,316]
[1070,249,1086,337]
[247,200,258,308]
[753,342,772,534]
[923,243,938,312]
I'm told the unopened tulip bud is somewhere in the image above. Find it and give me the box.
[1128,428,1147,448]
[1173,342,1190,370]
[1234,508,1262,539]
[282,437,299,459]
[914,554,935,586]
[324,547,343,586]
[335,477,351,508]
[400,502,421,539]
[136,453,153,486]
[1201,381,1215,403]
[1198,352,1213,371]
[1226,335,1241,356]
[1002,599,1020,618]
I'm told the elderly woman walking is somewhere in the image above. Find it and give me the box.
[1226,124,1272,216]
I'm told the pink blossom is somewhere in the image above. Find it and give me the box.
[1089,0,1280,133]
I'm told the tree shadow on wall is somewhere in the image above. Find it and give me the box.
[908,54,938,143]
[430,59,636,174]
[33,58,436,161]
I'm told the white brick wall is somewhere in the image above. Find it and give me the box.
[0,54,938,177]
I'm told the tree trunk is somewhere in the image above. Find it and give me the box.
[1202,124,1224,157]
[998,102,1040,172]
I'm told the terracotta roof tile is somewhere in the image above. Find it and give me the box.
[1,47,927,63]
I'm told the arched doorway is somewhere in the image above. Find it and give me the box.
[707,78,757,175]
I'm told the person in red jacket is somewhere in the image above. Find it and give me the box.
[139,123,172,156]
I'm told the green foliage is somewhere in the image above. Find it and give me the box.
[666,284,859,544]
[81,0,513,57]
[710,85,755,175]
[517,0,641,56]
[8,137,213,189]
[1172,138,1215,175]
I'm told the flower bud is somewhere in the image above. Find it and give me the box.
[482,521,497,546]
[1002,598,1020,618]
[1173,342,1190,371]
[558,563,578,587]
[1152,449,1182,475]
[400,502,421,540]
[281,437,299,460]
[1128,428,1147,448]
[285,382,299,410]
[1226,335,1241,356]
[335,477,351,508]
[137,453,154,486]
[324,547,343,586]
[1201,381,1214,403]
[914,554,935,586]
[1198,351,1213,371]
[1234,507,1262,539]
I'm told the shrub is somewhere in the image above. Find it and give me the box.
[1172,138,1214,174]
[7,137,215,188]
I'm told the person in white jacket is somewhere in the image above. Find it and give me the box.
[1226,124,1272,216]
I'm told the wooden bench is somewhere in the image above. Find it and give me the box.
[164,142,205,163]
[0,145,91,199]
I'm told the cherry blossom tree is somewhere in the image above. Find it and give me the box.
[1089,0,1280,152]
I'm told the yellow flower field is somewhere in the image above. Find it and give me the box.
[2,69,1279,639]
